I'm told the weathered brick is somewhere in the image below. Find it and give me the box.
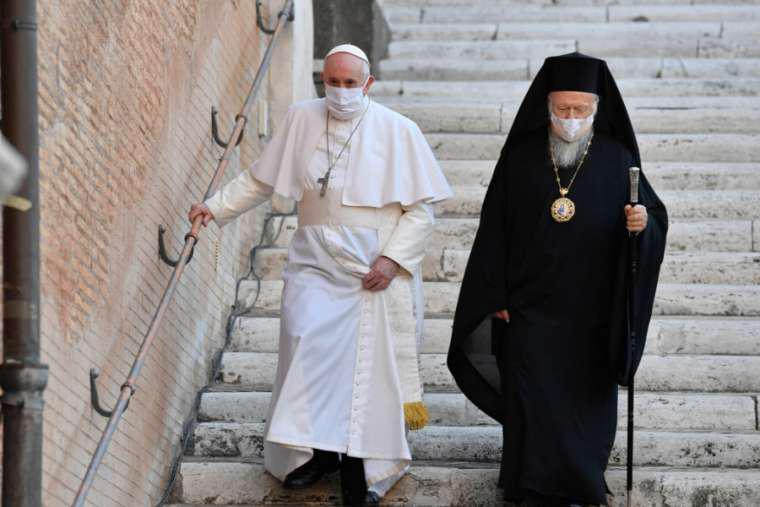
[0,0,304,505]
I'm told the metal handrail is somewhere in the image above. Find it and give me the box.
[72,1,295,505]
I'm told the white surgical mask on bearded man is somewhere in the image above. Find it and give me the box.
[325,79,368,121]
[550,109,595,142]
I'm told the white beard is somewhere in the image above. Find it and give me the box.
[549,128,593,169]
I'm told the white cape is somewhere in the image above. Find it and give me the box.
[250,97,453,207]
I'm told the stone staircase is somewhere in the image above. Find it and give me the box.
[168,0,760,504]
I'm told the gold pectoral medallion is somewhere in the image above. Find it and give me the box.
[550,188,575,222]
[548,132,594,224]
[551,196,575,222]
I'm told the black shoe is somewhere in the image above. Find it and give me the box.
[283,449,340,490]
[340,454,368,506]
[345,490,380,506]
[524,489,585,507]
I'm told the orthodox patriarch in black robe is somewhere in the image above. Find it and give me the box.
[447,53,668,505]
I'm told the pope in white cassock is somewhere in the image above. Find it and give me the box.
[189,44,452,505]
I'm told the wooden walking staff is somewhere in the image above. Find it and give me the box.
[72,2,295,505]
[626,166,640,507]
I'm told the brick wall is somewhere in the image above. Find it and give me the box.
[0,0,312,504]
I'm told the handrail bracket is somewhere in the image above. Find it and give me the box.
[256,0,293,34]
[158,225,197,267]
[211,108,247,149]
[89,368,131,419]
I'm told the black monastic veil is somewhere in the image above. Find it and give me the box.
[447,53,668,504]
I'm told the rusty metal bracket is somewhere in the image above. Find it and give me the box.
[211,108,247,149]
[89,368,130,419]
[158,226,197,267]
[256,0,293,34]
[1,17,37,31]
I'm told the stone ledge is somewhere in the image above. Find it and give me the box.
[379,58,760,81]
[254,248,760,284]
[169,462,760,505]
[229,316,760,356]
[424,133,760,162]
[218,351,760,392]
[241,281,760,317]
[190,423,760,468]
[198,391,758,431]
[270,217,758,252]
[371,78,760,98]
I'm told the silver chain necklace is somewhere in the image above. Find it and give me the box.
[318,97,371,197]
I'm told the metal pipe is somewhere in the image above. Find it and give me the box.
[72,1,294,504]
[1,0,49,506]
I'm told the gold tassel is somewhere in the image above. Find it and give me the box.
[403,401,429,430]
[3,195,32,212]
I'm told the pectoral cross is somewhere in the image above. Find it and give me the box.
[317,168,331,197]
[319,98,370,198]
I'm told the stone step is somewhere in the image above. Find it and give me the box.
[610,4,760,22]
[389,23,760,59]
[199,391,758,431]
[432,245,760,282]
[389,21,738,41]
[389,39,578,60]
[231,315,760,356]
[388,40,578,61]
[381,95,760,111]
[391,94,760,108]
[378,100,760,133]
[384,0,760,6]
[269,217,758,256]
[241,281,760,317]
[217,351,760,393]
[410,427,760,467]
[437,218,760,253]
[443,187,759,223]
[438,250,760,284]
[190,422,760,469]
[725,20,760,37]
[254,246,760,284]
[383,0,760,10]
[436,188,760,219]
[170,462,760,506]
[383,4,760,24]
[383,0,760,4]
[372,78,760,99]
[435,161,760,190]
[388,36,760,59]
[378,57,760,81]
[658,251,760,283]
[383,4,606,23]
[424,133,760,161]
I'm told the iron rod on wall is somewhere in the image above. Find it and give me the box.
[72,1,294,505]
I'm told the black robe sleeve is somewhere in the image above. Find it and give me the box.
[608,170,668,386]
[447,149,512,423]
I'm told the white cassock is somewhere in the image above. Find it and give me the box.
[205,96,452,496]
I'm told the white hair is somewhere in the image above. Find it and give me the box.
[547,92,600,116]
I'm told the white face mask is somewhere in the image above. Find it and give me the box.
[325,81,367,120]
[550,110,595,142]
